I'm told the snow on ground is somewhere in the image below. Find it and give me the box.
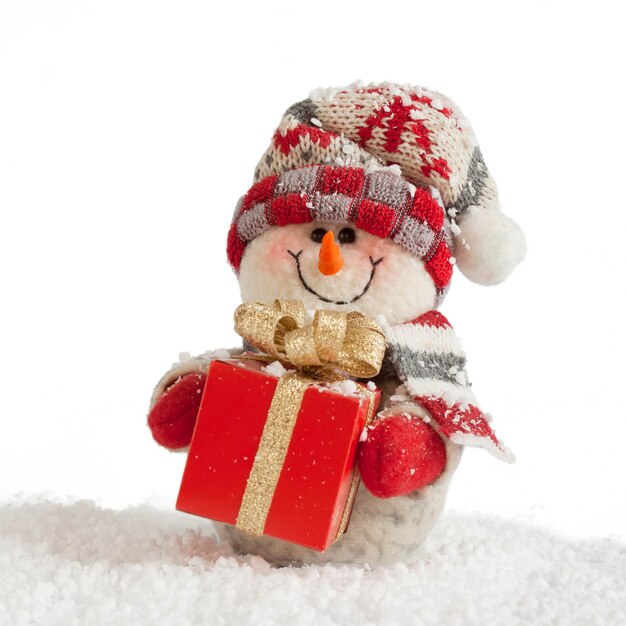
[0,498,624,626]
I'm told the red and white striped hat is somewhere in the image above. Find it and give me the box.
[227,83,525,292]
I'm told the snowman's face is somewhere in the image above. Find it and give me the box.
[238,223,438,325]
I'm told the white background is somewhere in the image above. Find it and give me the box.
[1,0,624,541]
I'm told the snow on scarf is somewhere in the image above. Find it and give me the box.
[381,311,514,463]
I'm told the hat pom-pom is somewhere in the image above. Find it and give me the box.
[454,206,526,286]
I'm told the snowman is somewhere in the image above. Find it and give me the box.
[147,83,526,567]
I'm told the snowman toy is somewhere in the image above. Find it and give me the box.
[147,83,525,567]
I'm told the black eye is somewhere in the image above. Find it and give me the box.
[310,228,327,243]
[338,227,356,244]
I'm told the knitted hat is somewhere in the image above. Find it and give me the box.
[227,82,525,290]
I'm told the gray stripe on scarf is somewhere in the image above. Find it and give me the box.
[386,344,469,386]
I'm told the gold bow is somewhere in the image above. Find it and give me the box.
[234,300,386,380]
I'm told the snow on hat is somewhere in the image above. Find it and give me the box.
[227,82,525,288]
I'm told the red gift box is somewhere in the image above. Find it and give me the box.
[176,358,380,551]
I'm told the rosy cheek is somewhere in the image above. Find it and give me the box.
[343,253,372,273]
[344,242,383,269]
[365,239,388,259]
[264,234,301,264]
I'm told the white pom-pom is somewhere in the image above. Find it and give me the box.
[454,206,526,286]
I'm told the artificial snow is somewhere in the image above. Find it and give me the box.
[178,351,192,363]
[430,98,445,111]
[383,164,403,177]
[389,394,409,403]
[262,361,289,378]
[170,349,232,370]
[325,379,359,397]
[1,498,624,626]
[212,349,232,360]
[308,86,340,102]
[199,348,231,361]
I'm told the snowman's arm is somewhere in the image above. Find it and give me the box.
[149,348,243,410]
[147,348,242,451]
[358,397,448,498]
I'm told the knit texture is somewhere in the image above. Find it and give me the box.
[228,82,525,292]
[381,310,512,461]
[148,371,206,450]
[227,165,453,292]
[148,309,511,461]
[254,83,499,218]
[358,413,447,498]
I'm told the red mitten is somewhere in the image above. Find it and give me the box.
[358,413,446,498]
[147,372,206,450]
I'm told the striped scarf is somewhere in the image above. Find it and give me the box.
[382,311,513,462]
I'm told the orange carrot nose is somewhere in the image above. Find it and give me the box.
[318,230,344,276]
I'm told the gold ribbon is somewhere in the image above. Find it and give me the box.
[234,300,386,380]
[233,300,386,539]
[235,372,309,536]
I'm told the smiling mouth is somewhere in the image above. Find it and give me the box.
[287,250,384,305]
